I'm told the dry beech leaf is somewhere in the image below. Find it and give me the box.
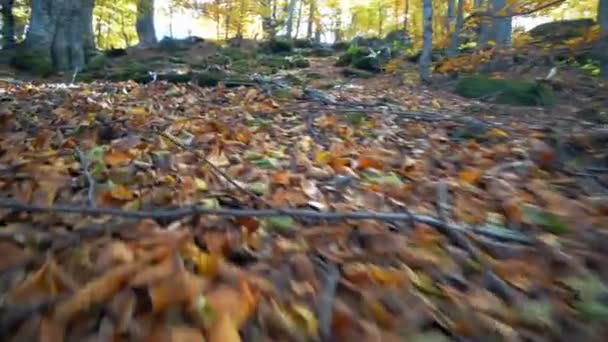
[209,313,241,342]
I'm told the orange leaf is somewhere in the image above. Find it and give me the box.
[330,157,349,172]
[235,217,260,233]
[357,156,383,170]
[458,168,482,185]
[104,150,134,167]
[149,271,206,313]
[169,326,206,342]
[206,282,257,328]
[272,171,291,186]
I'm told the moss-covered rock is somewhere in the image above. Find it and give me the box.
[85,54,109,72]
[455,75,555,106]
[259,55,310,69]
[336,46,369,67]
[294,39,315,48]
[292,56,310,68]
[12,48,54,77]
[529,19,596,42]
[331,41,350,51]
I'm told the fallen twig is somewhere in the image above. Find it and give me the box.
[76,147,96,207]
[315,258,339,342]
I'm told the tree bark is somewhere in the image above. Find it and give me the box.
[403,0,409,31]
[491,0,512,47]
[599,0,608,79]
[285,0,297,39]
[448,0,464,56]
[136,0,157,46]
[295,0,303,38]
[21,0,95,72]
[419,0,433,82]
[1,0,16,49]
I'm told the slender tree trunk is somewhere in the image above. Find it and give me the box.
[378,7,383,36]
[599,0,608,79]
[334,7,342,42]
[448,0,464,56]
[295,0,303,38]
[21,0,95,72]
[136,0,157,46]
[475,0,491,47]
[314,17,321,43]
[1,0,16,49]
[285,0,297,39]
[419,0,433,82]
[447,0,456,38]
[403,0,409,31]
[307,0,315,39]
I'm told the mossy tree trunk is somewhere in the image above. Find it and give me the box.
[599,0,608,79]
[136,0,157,46]
[20,0,95,72]
[1,0,16,49]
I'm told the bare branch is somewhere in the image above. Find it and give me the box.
[76,147,96,207]
[465,0,565,23]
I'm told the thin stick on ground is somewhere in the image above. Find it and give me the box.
[76,147,96,207]
[315,258,339,342]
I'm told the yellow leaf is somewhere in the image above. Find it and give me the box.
[131,107,148,116]
[110,185,134,200]
[487,128,509,139]
[431,99,441,109]
[314,151,332,164]
[290,303,318,336]
[209,314,241,342]
[194,178,208,191]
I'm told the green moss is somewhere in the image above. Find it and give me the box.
[293,39,314,48]
[292,57,310,68]
[455,75,555,106]
[85,54,108,72]
[260,39,293,54]
[12,49,54,77]
[220,47,251,61]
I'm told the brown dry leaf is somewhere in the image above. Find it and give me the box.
[209,313,241,342]
[39,316,65,342]
[104,149,134,167]
[0,241,30,271]
[53,262,139,322]
[169,326,206,342]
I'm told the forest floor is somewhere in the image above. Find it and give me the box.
[1,52,608,341]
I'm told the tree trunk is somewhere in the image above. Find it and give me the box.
[295,0,303,38]
[448,0,464,56]
[136,0,157,46]
[21,0,95,72]
[447,0,456,33]
[307,0,315,39]
[419,0,433,82]
[475,0,492,47]
[599,0,608,79]
[285,0,297,39]
[1,0,16,49]
[491,0,512,47]
[403,0,409,31]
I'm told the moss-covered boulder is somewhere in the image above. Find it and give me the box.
[336,46,381,72]
[293,39,315,48]
[455,75,555,106]
[260,39,294,54]
[331,41,350,51]
[259,55,310,70]
[529,19,596,42]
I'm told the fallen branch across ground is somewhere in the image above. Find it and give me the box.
[0,199,532,244]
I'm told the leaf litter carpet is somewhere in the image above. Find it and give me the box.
[0,79,607,341]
